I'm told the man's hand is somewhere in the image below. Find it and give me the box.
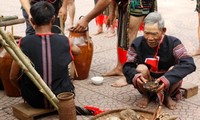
[58,6,67,22]
[28,14,34,28]
[155,78,165,93]
[73,17,89,32]
[136,76,148,85]
[106,14,115,29]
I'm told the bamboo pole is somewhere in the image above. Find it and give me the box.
[0,18,25,27]
[0,28,59,110]
[59,15,64,35]
[1,15,18,21]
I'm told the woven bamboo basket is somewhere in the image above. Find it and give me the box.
[90,108,154,120]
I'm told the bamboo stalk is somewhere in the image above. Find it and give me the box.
[1,15,18,21]
[0,18,25,27]
[59,15,64,35]
[72,61,78,78]
[85,27,91,50]
[11,26,14,36]
[0,28,59,109]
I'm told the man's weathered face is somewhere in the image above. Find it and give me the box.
[143,23,165,48]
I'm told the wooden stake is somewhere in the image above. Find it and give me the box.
[59,15,64,35]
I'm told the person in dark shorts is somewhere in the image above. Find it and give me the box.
[192,0,200,56]
[20,0,69,35]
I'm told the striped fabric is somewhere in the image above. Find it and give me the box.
[196,0,200,12]
[129,0,156,16]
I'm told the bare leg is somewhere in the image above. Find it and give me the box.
[192,13,200,56]
[136,95,149,108]
[105,20,116,37]
[135,77,150,108]
[111,76,128,87]
[94,13,104,35]
[109,16,145,87]
[67,0,75,28]
[94,24,103,35]
[164,82,181,110]
[102,61,123,77]
[128,16,145,45]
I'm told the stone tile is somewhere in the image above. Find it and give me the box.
[1,0,200,119]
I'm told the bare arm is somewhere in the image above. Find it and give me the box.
[106,1,117,28]
[19,0,31,17]
[73,0,112,32]
[10,61,21,90]
[58,0,68,22]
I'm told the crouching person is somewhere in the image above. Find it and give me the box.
[123,12,196,110]
[9,1,93,115]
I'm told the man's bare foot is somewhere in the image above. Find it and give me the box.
[93,30,103,35]
[111,76,128,87]
[164,96,177,110]
[68,23,74,29]
[102,68,123,77]
[191,49,200,56]
[93,26,103,35]
[105,32,116,38]
[135,96,149,108]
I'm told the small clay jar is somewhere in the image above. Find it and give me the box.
[57,92,77,120]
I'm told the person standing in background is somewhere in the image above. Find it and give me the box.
[19,0,69,35]
[192,0,200,56]
[102,0,157,87]
[93,0,117,36]
[67,0,75,28]
[73,0,157,87]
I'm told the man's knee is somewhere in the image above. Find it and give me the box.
[136,64,149,73]
[136,64,150,79]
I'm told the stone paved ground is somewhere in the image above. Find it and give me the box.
[1,0,200,120]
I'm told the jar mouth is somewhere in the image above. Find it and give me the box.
[68,27,88,33]
[57,92,74,100]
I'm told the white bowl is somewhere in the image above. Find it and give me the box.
[91,76,104,85]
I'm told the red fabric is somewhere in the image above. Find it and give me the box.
[95,15,118,28]
[68,37,74,60]
[95,14,105,25]
[18,38,22,47]
[84,106,105,115]
[117,47,127,65]
[145,57,159,72]
[103,16,108,24]
[139,22,144,31]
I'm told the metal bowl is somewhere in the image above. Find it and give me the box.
[143,81,159,92]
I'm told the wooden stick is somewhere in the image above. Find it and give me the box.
[156,106,162,118]
[72,61,78,78]
[151,105,162,120]
[1,15,18,21]
[85,29,91,50]
[0,18,25,27]
[11,26,14,36]
[59,15,64,35]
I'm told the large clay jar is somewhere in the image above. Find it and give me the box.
[69,30,93,80]
[0,47,20,97]
[57,92,77,120]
